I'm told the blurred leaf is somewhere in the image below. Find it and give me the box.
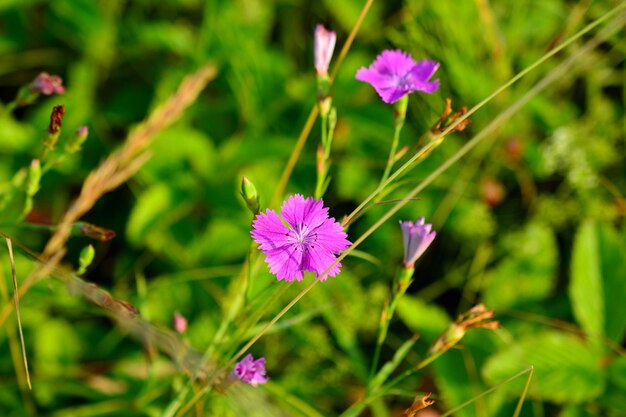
[569,220,604,337]
[34,319,82,376]
[483,331,605,403]
[569,220,626,341]
[596,224,626,342]
[126,183,175,245]
[396,295,450,343]
[484,222,558,310]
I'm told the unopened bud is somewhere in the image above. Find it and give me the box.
[314,24,336,77]
[26,159,41,197]
[173,311,188,334]
[77,244,95,275]
[44,105,66,149]
[241,177,260,215]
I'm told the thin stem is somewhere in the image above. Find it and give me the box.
[379,121,403,187]
[270,0,374,207]
[315,113,329,198]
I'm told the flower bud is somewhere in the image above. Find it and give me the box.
[314,24,336,77]
[44,105,66,149]
[241,176,260,215]
[173,311,188,334]
[77,244,95,275]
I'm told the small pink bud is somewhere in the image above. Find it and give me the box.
[314,25,336,76]
[173,311,188,334]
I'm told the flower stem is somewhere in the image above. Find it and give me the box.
[368,266,414,380]
[379,95,408,187]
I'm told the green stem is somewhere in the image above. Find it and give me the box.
[314,113,329,199]
[368,267,414,381]
[379,121,403,187]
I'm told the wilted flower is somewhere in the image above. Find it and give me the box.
[400,218,436,268]
[251,194,350,282]
[314,24,336,77]
[429,98,470,136]
[233,354,268,387]
[30,72,65,95]
[356,50,439,104]
[430,304,499,355]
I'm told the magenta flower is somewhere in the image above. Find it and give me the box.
[233,354,268,387]
[30,72,65,95]
[251,194,350,282]
[400,218,436,268]
[356,50,439,104]
[314,24,336,76]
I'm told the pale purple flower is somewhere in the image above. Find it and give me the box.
[30,72,65,95]
[233,354,268,387]
[356,50,439,104]
[251,194,350,282]
[400,217,436,268]
[314,24,336,76]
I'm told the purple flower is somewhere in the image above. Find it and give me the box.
[233,354,268,387]
[30,72,65,95]
[400,217,436,268]
[355,50,439,104]
[314,24,336,76]
[251,194,350,282]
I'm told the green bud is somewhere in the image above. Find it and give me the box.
[65,126,89,153]
[241,176,260,214]
[77,244,95,275]
[26,159,41,197]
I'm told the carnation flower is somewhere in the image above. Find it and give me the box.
[356,50,439,104]
[400,217,436,268]
[314,24,336,76]
[233,354,268,387]
[251,194,350,282]
[30,72,65,95]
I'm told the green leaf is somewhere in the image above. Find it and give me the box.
[569,220,604,337]
[396,295,451,344]
[597,224,626,342]
[483,331,605,403]
[126,184,174,245]
[569,220,626,342]
[484,222,558,310]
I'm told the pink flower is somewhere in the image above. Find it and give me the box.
[314,24,336,76]
[30,72,65,95]
[233,354,268,387]
[356,50,439,104]
[251,194,350,282]
[400,218,436,268]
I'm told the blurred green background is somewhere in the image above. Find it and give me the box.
[1,0,625,416]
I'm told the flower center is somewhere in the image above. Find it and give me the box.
[291,223,316,248]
